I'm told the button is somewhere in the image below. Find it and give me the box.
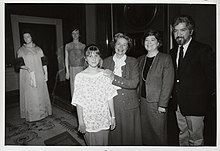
[122,93,124,95]
[121,82,124,84]
[177,80,180,83]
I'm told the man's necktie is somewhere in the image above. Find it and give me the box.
[178,45,184,69]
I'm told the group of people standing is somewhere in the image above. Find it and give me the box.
[70,14,215,146]
[16,14,215,146]
[70,26,172,146]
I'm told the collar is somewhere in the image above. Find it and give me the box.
[179,37,192,51]
[113,54,127,65]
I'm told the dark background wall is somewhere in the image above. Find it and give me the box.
[169,4,216,52]
[5,3,86,66]
[93,4,216,59]
[5,3,216,66]
[111,4,169,58]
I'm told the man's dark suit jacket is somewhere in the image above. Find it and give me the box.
[170,40,215,116]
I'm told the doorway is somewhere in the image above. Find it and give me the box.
[19,23,57,93]
[11,15,65,93]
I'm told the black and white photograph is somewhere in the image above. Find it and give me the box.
[1,0,219,151]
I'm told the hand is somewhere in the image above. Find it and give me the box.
[103,69,114,81]
[30,71,37,87]
[158,106,166,113]
[78,123,86,134]
[110,117,116,130]
[65,72,70,80]
[44,73,48,82]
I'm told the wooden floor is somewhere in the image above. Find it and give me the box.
[5,80,217,146]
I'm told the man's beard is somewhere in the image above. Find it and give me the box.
[176,37,186,45]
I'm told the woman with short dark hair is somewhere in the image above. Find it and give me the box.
[138,29,174,145]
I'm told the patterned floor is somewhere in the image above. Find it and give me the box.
[5,104,85,146]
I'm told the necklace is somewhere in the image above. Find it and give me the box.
[146,50,159,57]
[141,54,157,82]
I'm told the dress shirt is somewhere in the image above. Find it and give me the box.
[176,38,192,67]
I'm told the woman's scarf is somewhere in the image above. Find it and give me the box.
[112,54,126,90]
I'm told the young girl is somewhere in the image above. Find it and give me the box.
[71,44,117,146]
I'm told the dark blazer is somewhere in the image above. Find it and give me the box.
[138,52,174,107]
[102,56,140,110]
[170,40,215,116]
